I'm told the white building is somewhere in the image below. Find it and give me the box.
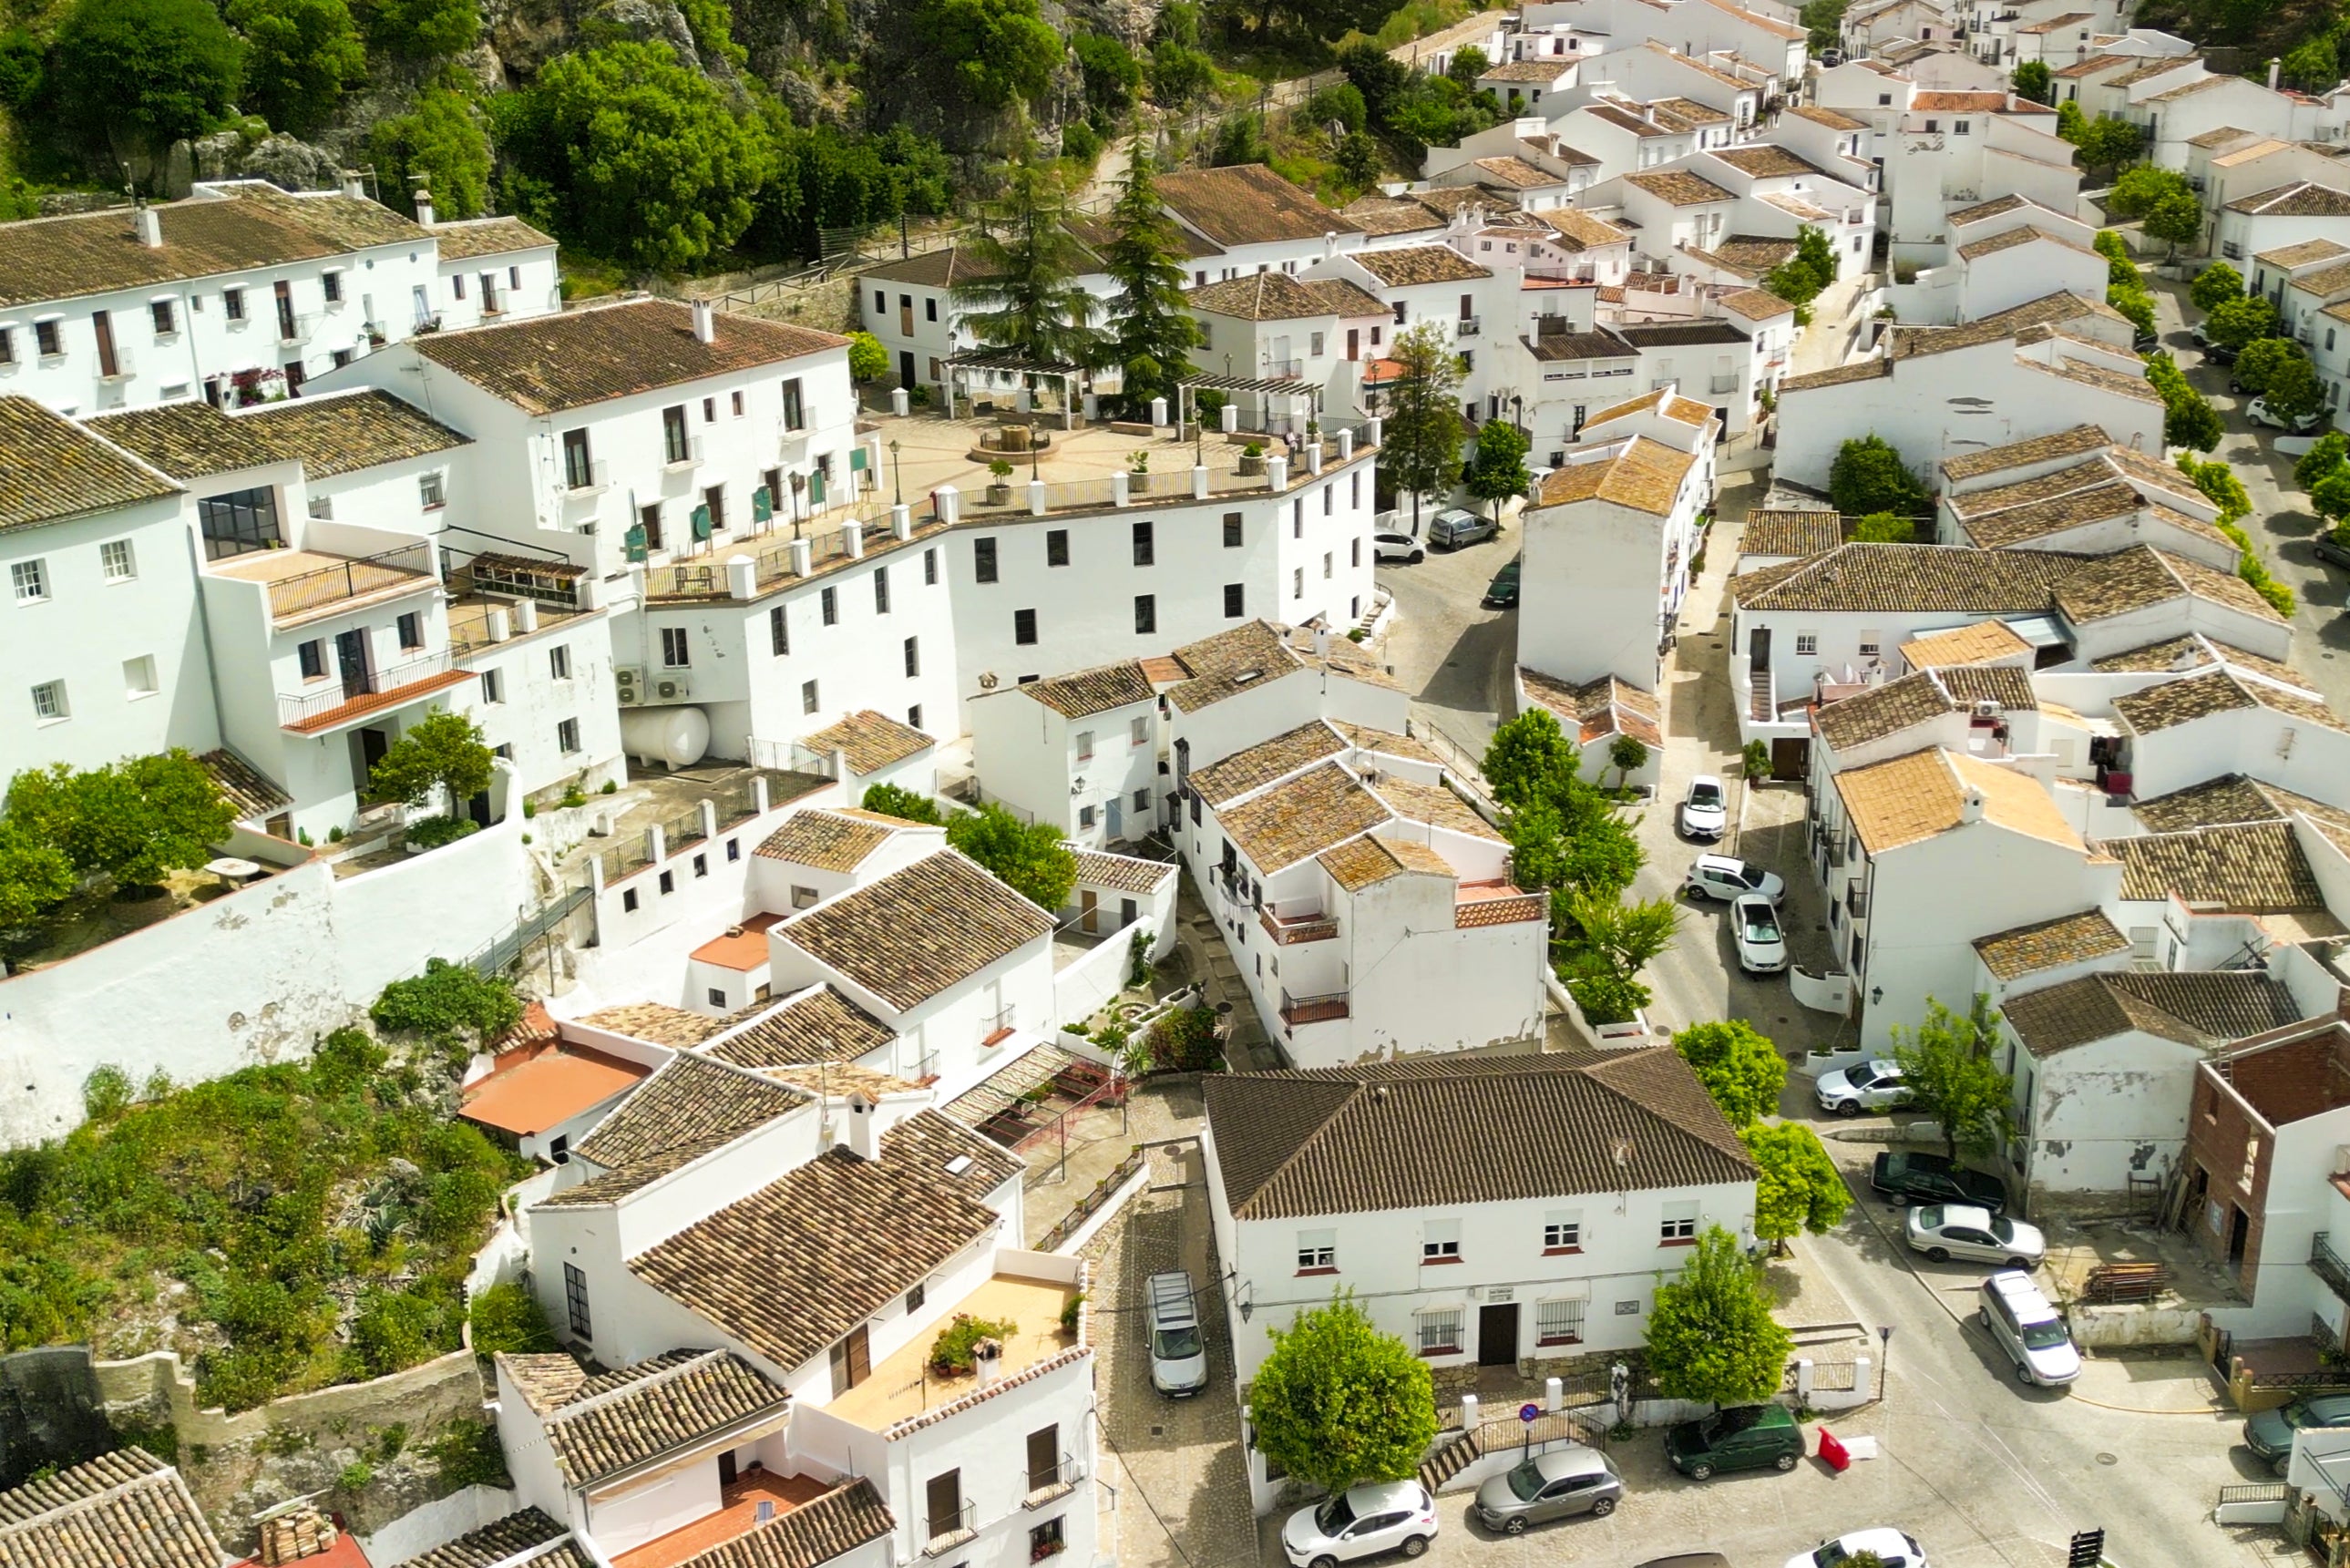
[968,661,1162,849]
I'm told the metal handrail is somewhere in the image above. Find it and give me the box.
[1280,989,1350,1026]
[278,647,455,727]
[267,543,436,620]
[2311,1232,2350,1306]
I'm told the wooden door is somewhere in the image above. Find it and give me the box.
[1477,1303,1519,1367]
[1081,889,1099,934]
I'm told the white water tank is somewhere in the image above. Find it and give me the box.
[621,705,710,770]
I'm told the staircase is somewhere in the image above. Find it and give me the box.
[1750,667,1774,723]
[1419,1409,1608,1493]
[1419,1430,1482,1493]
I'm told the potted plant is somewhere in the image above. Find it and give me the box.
[986,458,1014,506]
[1127,450,1152,494]
[1237,441,1266,477]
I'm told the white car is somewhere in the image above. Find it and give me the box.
[1373,530,1424,563]
[1785,1528,1928,1568]
[1904,1204,2046,1269]
[1979,1269,2080,1387]
[2248,396,2323,434]
[1732,894,1787,974]
[1281,1480,1437,1568]
[1683,854,1786,905]
[1679,774,1727,840]
[1815,1059,1914,1116]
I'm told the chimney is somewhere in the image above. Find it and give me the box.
[841,1091,879,1160]
[1323,229,1338,260]
[1959,786,1986,825]
[414,187,436,227]
[134,205,162,250]
[341,169,365,200]
[1312,627,1331,657]
[2271,56,2283,89]
[693,299,716,343]
[972,1336,1003,1388]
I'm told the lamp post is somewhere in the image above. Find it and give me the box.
[890,438,902,506]
[1877,1325,1893,1400]
[1511,394,1524,436]
[788,470,806,538]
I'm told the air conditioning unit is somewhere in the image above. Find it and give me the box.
[615,666,644,705]
[1974,699,2000,718]
[653,673,693,702]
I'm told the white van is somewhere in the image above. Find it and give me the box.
[1147,1271,1208,1397]
[1976,1269,2079,1387]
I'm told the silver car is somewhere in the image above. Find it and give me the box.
[1732,893,1786,974]
[1904,1204,2045,1269]
[1472,1448,1621,1533]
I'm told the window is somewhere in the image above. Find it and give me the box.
[621,887,639,913]
[122,655,157,697]
[975,537,998,583]
[792,884,820,910]
[1544,1214,1582,1252]
[557,717,581,753]
[703,485,725,533]
[925,298,938,322]
[1027,1425,1063,1494]
[562,428,593,489]
[1309,331,1325,356]
[223,286,248,324]
[924,547,939,585]
[320,270,344,305]
[198,487,283,559]
[661,627,691,667]
[1297,1229,1337,1271]
[1422,1220,1462,1262]
[1794,632,1819,656]
[802,679,820,714]
[1954,118,1970,134]
[1130,716,1148,746]
[1047,528,1070,567]
[1391,300,1407,325]
[707,987,727,1008]
[1079,804,1096,829]
[299,640,327,679]
[1415,1307,1462,1355]
[1535,1297,1585,1347]
[874,566,890,613]
[821,587,838,626]
[922,1471,960,1542]
[1878,91,1892,105]
[1133,520,1154,565]
[1075,729,1094,764]
[782,377,806,431]
[480,669,503,704]
[693,852,708,878]
[662,405,690,464]
[873,289,885,313]
[397,611,424,650]
[1323,484,1333,516]
[549,644,572,680]
[1292,568,1304,600]
[1660,1201,1698,1244]
[451,273,467,301]
[10,559,45,602]
[1350,472,1360,507]
[418,469,446,509]
[151,300,175,335]
[1014,608,1038,645]
[1350,537,1360,568]
[703,396,717,423]
[658,869,673,895]
[908,704,923,729]
[907,1283,927,1313]
[1223,511,1243,547]
[1857,632,1882,658]
[771,606,789,655]
[1923,118,1939,132]
[29,678,65,720]
[562,1263,592,1338]
[1292,501,1303,538]
[727,837,741,862]
[904,635,920,677]
[1224,583,1244,618]
[0,326,12,364]
[1322,551,1332,579]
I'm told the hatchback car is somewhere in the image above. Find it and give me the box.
[1870,1151,2007,1214]
[1785,1528,1929,1568]
[1471,1448,1621,1533]
[2249,395,2323,434]
[1679,774,1727,840]
[1372,530,1424,564]
[1483,558,1521,608]
[1282,1480,1436,1568]
[2314,529,2350,572]
[1904,1204,2044,1269]
[1426,507,1498,550]
[2245,1393,2350,1473]
[1663,1403,1804,1480]
[1978,1269,2079,1387]
[1816,1060,1914,1116]
[1732,893,1787,974]
[1683,854,1786,905]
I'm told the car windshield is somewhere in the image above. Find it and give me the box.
[1689,784,1722,806]
[1914,1205,1945,1228]
[1742,907,1780,941]
[1505,1460,1547,1501]
[2020,1320,2071,1350]
[1313,1495,1356,1534]
[1850,1063,1884,1088]
[1154,1326,1202,1360]
[1988,1217,2023,1244]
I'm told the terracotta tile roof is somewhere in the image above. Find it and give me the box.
[1901,619,2030,667]
[1165,620,1305,711]
[1518,668,1665,748]
[1957,224,2091,262]
[2130,774,2350,840]
[461,1047,651,1136]
[1337,197,1446,237]
[1946,458,2118,520]
[1790,103,1870,130]
[703,985,898,1071]
[1834,746,2081,854]
[1205,1049,1754,1220]
[2064,545,2283,625]
[1973,907,2130,980]
[1072,848,1177,894]
[96,388,468,481]
[197,747,292,820]
[758,1061,920,1098]
[1814,671,1955,750]
[2226,181,2350,216]
[2016,9,2092,31]
[671,1480,895,1568]
[2256,238,2350,271]
[1731,543,2082,613]
[2004,969,2304,1056]
[1525,328,1635,362]
[557,1053,809,1199]
[2187,125,2256,149]
[0,1448,222,1568]
[1688,233,1799,278]
[1333,721,1442,765]
[754,808,902,873]
[1370,774,1504,841]
[1945,194,2034,225]
[1713,145,1828,179]
[1939,424,2109,481]
[2023,354,2162,406]
[414,299,847,415]
[1740,508,1845,558]
[1637,40,1753,87]
[1350,246,1493,286]
[857,247,1003,288]
[2211,139,2294,168]
[1534,436,1696,516]
[1317,834,1453,891]
[574,1002,732,1048]
[432,214,557,260]
[629,1112,1021,1375]
[2146,75,2228,102]
[802,710,934,775]
[778,849,1052,1009]
[1881,292,2116,357]
[2099,820,2324,909]
[1467,155,1565,190]
[2113,667,2344,735]
[2053,53,2129,77]
[500,1348,790,1487]
[0,186,423,308]
[1652,97,1734,127]
[1157,164,1360,247]
[0,397,179,532]
[1009,661,1155,720]
[2091,632,2313,688]
[1697,0,1808,40]
[1540,209,1631,250]
[1913,90,2010,108]
[1719,286,1795,320]
[1625,169,1738,207]
[1934,664,2036,710]
[1779,355,1892,392]
[1964,479,2144,547]
[1218,761,1391,871]
[1191,721,1346,806]
[405,1508,589,1568]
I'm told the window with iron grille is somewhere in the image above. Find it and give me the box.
[1535,1297,1585,1346]
[1415,1308,1462,1354]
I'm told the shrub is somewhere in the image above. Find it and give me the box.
[1148,1005,1220,1072]
[336,1460,374,1492]
[1566,971,1647,1025]
[425,1419,510,1487]
[82,1066,134,1122]
[346,1286,456,1378]
[2296,431,2348,492]
[1828,435,1929,518]
[370,711,493,823]
[1060,1293,1083,1334]
[371,958,521,1045]
[405,815,480,850]
[1061,118,1101,166]
[929,1313,1017,1374]
[1742,739,1772,781]
[862,782,944,824]
[600,779,618,794]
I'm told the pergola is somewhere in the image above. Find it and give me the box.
[1176,372,1319,439]
[945,348,1084,429]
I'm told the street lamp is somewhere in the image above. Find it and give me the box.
[1511,394,1524,436]
[889,438,902,506]
[1877,1325,1893,1400]
[788,470,806,538]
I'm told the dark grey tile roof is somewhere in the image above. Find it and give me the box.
[545,1054,810,1206]
[703,985,898,1071]
[2099,822,2325,910]
[498,1348,791,1487]
[1973,908,2129,981]
[415,299,847,415]
[1813,671,1955,751]
[401,1507,589,1568]
[0,1448,223,1568]
[778,850,1052,1010]
[0,398,179,532]
[2003,970,2304,1056]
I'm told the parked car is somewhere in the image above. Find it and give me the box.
[1281,1480,1436,1568]
[1426,507,1498,549]
[1483,558,1521,608]
[1682,854,1787,905]
[1732,893,1787,974]
[2205,340,2242,366]
[1977,1269,2080,1387]
[2133,328,2160,354]
[1665,1404,1804,1480]
[1678,774,1727,840]
[2249,395,2324,434]
[1145,1271,1207,1397]
[1373,530,1424,563]
[1870,1151,2007,1212]
[1471,1448,1621,1533]
[1815,1060,1914,1117]
[1904,1204,2044,1268]
[2313,529,2350,572]
[1785,1529,1928,1568]
[2244,1393,2350,1473]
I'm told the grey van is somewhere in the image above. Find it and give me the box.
[1147,1271,1208,1396]
[1426,508,1498,549]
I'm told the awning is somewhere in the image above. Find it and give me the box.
[947,349,1081,373]
[1179,374,1315,393]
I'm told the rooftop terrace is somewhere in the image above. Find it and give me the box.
[822,1270,1083,1433]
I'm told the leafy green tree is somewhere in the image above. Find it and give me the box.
[2092,227,2138,290]
[757,120,953,261]
[1853,510,1914,543]
[1072,30,1142,122]
[352,0,475,56]
[54,0,241,153]
[2108,162,2191,217]
[1607,734,1648,792]
[2142,191,2202,259]
[1248,1294,1437,1496]
[1760,225,1837,309]
[0,820,73,929]
[861,782,944,823]
[1564,890,1680,986]
[1380,320,1465,529]
[2106,286,2156,338]
[467,1280,558,1355]
[1645,1225,1793,1408]
[369,711,493,821]
[1742,1121,1850,1250]
[2144,352,2222,451]
[1890,993,2015,1161]
[2281,33,2338,91]
[1829,434,1928,518]
[917,0,1062,109]
[1798,0,1844,52]
[2261,344,2325,419]
[371,958,520,1042]
[846,330,890,386]
[229,0,362,136]
[2232,333,2304,395]
[370,88,491,220]
[2191,261,2245,313]
[496,42,771,273]
[1147,39,1215,108]
[2055,98,2086,142]
[1100,141,1204,417]
[2010,59,2052,104]
[6,752,234,896]
[1672,1020,1785,1129]
[2178,452,2251,524]
[1446,44,1489,85]
[953,148,1104,372]
[2298,430,2349,491]
[2314,470,2350,524]
[1335,130,1380,191]
[1462,418,1529,518]
[1483,707,1579,812]
[2072,114,2144,172]
[1305,80,1366,135]
[1213,111,1269,167]
[946,803,1078,909]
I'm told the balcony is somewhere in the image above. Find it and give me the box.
[1262,358,1305,380]
[97,344,135,383]
[922,1503,978,1558]
[1023,1453,1086,1509]
[277,648,468,733]
[211,543,438,626]
[2311,1232,2350,1307]
[1260,904,1339,945]
[1281,989,1351,1028]
[1845,879,1868,920]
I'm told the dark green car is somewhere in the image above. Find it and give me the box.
[1483,559,1521,609]
[1663,1404,1804,1481]
[2245,1393,2350,1473]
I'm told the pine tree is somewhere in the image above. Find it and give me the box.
[1100,142,1204,418]
[951,146,1105,375]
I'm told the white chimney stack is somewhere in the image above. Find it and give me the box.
[2271,56,2283,89]
[972,1337,1003,1388]
[1324,229,1338,260]
[841,1092,879,1160]
[341,170,365,200]
[414,188,436,227]
[693,299,716,343]
[134,205,162,249]
[1959,787,1986,825]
